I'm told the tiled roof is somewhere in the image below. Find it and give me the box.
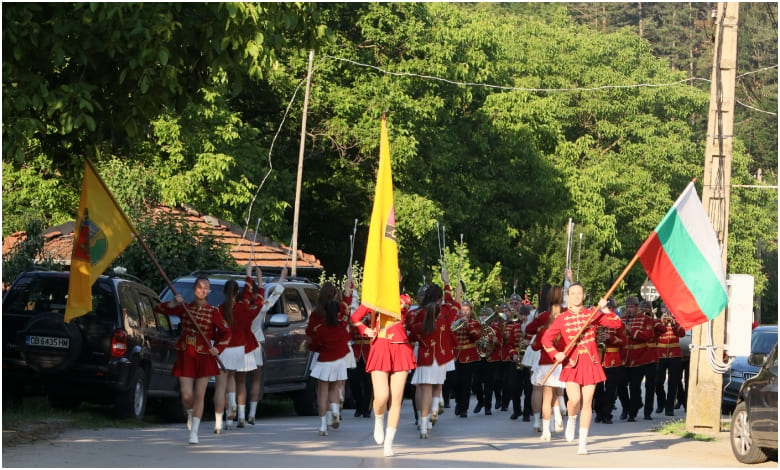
[2,204,323,273]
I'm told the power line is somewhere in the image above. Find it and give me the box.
[322,55,777,114]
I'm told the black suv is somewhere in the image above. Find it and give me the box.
[159,271,320,416]
[2,270,183,420]
[730,344,778,464]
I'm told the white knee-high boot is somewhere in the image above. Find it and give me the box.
[319,415,328,436]
[553,403,564,432]
[540,419,551,441]
[565,415,578,442]
[383,427,397,457]
[330,402,340,429]
[189,417,200,444]
[374,414,385,444]
[578,427,589,455]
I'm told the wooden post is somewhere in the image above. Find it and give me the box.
[686,2,738,435]
[291,50,315,277]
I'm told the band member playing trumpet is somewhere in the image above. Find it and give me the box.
[653,303,685,416]
[541,283,620,455]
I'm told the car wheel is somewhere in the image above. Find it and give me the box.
[730,401,769,464]
[115,368,148,420]
[17,313,83,374]
[292,377,318,416]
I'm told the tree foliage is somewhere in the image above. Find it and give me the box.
[2,3,776,317]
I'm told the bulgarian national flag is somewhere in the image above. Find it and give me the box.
[636,181,728,329]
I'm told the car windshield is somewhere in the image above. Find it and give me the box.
[3,275,117,322]
[752,330,778,355]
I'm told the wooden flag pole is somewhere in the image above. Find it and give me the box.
[540,253,640,385]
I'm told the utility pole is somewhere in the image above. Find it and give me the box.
[290,50,315,277]
[686,2,738,435]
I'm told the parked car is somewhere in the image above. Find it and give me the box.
[730,343,778,464]
[2,270,183,420]
[723,325,778,412]
[159,270,321,416]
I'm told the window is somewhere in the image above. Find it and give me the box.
[283,289,305,323]
[119,284,141,330]
[136,289,157,331]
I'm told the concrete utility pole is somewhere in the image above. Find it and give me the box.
[686,2,738,435]
[291,50,315,277]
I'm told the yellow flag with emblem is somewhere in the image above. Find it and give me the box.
[360,115,401,320]
[65,160,136,323]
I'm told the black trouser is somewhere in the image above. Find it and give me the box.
[627,362,657,418]
[507,366,533,417]
[600,366,627,419]
[502,363,521,413]
[471,359,487,406]
[676,358,689,409]
[347,357,372,416]
[655,356,682,414]
[443,369,457,405]
[455,360,478,414]
[481,360,501,408]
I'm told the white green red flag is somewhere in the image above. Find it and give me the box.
[636,181,728,329]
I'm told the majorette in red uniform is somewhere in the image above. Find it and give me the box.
[540,302,622,386]
[350,299,416,374]
[653,305,685,416]
[156,286,232,378]
[408,285,458,371]
[220,276,264,370]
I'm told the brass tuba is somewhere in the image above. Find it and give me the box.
[476,307,499,358]
[514,323,529,370]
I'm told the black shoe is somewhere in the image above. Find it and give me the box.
[628,416,636,422]
[674,401,683,410]
[474,403,484,414]
[495,402,501,410]
[354,410,362,418]
[510,413,519,420]
[501,407,508,412]
[656,406,663,414]
[602,417,613,424]
[595,415,602,423]
[522,415,531,422]
[665,411,674,417]
[620,411,628,420]
[459,412,468,418]
[443,401,450,408]
[644,415,653,420]
[485,409,492,415]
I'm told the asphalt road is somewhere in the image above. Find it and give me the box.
[1,402,775,468]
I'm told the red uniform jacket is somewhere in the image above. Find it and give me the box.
[541,307,622,369]
[655,322,685,359]
[306,293,352,362]
[349,321,372,362]
[502,321,523,362]
[454,316,482,363]
[156,301,232,355]
[409,308,458,366]
[600,324,627,368]
[623,313,665,367]
[485,322,503,362]
[223,276,264,353]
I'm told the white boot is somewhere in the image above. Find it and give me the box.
[225,406,233,430]
[374,414,385,444]
[237,404,246,427]
[186,408,193,431]
[330,402,340,429]
[578,427,589,455]
[383,427,396,457]
[540,419,551,441]
[228,392,237,419]
[419,416,429,438]
[432,397,440,423]
[553,404,564,432]
[558,395,567,415]
[533,413,542,432]
[565,415,578,442]
[319,416,328,436]
[214,412,223,434]
[326,410,333,427]
[248,401,258,425]
[189,417,200,444]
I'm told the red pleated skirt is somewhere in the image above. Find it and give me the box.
[365,338,416,373]
[559,359,606,386]
[171,348,221,378]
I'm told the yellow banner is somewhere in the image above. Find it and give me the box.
[65,160,136,322]
[360,116,401,320]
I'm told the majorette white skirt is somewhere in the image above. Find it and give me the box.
[444,358,456,372]
[522,341,541,369]
[220,346,258,372]
[411,357,447,385]
[251,344,264,367]
[344,345,357,369]
[310,352,319,371]
[310,357,348,382]
[530,363,565,388]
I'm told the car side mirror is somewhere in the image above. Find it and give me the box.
[268,313,290,328]
[747,352,766,367]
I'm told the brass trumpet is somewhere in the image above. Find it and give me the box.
[476,307,499,358]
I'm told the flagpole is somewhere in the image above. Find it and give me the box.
[540,252,640,385]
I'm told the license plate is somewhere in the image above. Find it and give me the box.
[26,335,70,348]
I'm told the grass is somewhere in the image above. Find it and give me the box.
[652,418,717,441]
